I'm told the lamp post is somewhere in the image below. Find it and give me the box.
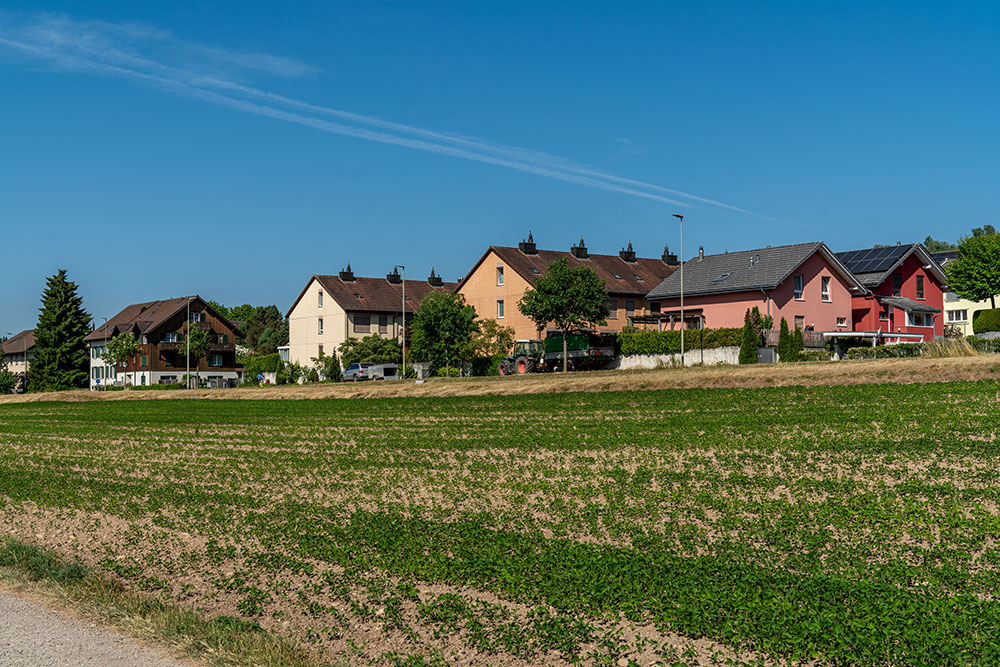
[102,317,108,390]
[394,265,406,377]
[672,214,685,366]
[186,297,192,389]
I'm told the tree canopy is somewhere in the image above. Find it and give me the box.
[923,236,957,253]
[208,301,288,354]
[519,258,609,371]
[102,332,140,386]
[338,334,402,368]
[184,326,211,385]
[463,319,515,359]
[31,270,90,391]
[947,231,1000,308]
[409,291,479,373]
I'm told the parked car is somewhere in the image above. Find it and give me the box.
[369,363,400,380]
[341,363,374,381]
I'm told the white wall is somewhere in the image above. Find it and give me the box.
[614,346,741,369]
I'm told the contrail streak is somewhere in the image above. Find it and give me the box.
[0,14,806,226]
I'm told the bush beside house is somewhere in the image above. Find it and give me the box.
[973,308,1000,334]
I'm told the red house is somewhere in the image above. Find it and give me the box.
[835,244,947,342]
[644,242,864,333]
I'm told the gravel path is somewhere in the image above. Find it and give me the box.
[0,587,190,667]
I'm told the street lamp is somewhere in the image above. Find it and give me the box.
[672,214,685,366]
[186,297,193,389]
[102,317,108,390]
[394,265,406,377]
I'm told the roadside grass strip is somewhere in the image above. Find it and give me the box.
[1,381,999,664]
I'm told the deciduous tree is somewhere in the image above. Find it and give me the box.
[102,332,140,387]
[518,258,609,372]
[338,334,402,368]
[409,292,478,374]
[947,231,1000,308]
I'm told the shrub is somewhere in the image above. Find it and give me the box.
[973,308,1000,334]
[846,343,924,359]
[777,318,790,362]
[802,350,830,362]
[617,328,742,355]
[435,366,461,377]
[969,336,1000,353]
[244,354,281,381]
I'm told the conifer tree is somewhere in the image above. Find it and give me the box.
[739,309,758,364]
[778,317,790,362]
[31,270,91,391]
[791,326,805,362]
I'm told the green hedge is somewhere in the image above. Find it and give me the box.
[973,309,1000,334]
[244,353,282,379]
[969,336,1000,353]
[801,349,831,362]
[618,328,742,356]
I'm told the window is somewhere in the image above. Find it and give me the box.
[633,274,644,282]
[354,315,371,333]
[497,299,505,319]
[879,309,890,321]
[379,315,388,334]
[794,316,804,330]
[651,301,661,314]
[318,290,323,307]
[189,312,199,323]
[318,318,324,335]
[892,274,902,297]
[530,267,541,275]
[141,335,148,344]
[907,312,933,327]
[821,277,831,302]
[612,273,622,280]
[916,275,925,300]
[713,273,731,282]
[496,266,504,286]
[625,300,635,317]
[222,334,228,345]
[209,354,222,367]
[141,354,147,367]
[164,332,182,343]
[793,274,804,300]
[837,317,847,327]
[318,344,324,357]
[606,299,618,319]
[947,310,968,323]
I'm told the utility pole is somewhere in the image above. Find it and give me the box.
[395,265,406,377]
[672,214,685,366]
[186,297,191,389]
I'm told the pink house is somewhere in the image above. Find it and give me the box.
[835,244,947,342]
[644,242,865,332]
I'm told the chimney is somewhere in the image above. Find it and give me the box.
[698,246,704,262]
[619,241,636,263]
[518,231,537,255]
[570,236,589,259]
[339,263,355,282]
[386,267,402,284]
[428,267,443,287]
[661,244,678,266]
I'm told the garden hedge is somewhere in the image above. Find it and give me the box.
[617,328,742,356]
[973,308,1000,334]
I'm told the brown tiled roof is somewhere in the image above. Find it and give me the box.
[84,296,242,343]
[459,246,677,297]
[310,276,458,315]
[1,329,35,355]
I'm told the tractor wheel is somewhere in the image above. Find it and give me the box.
[498,359,513,376]
[515,356,535,374]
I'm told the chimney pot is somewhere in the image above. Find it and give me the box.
[518,231,537,255]
[698,246,704,262]
[428,267,443,287]
[386,268,402,284]
[570,237,589,259]
[661,243,678,266]
[339,264,356,282]
[619,241,637,263]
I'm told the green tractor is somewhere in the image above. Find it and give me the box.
[498,339,544,375]
[498,332,618,375]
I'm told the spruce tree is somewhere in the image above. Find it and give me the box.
[778,317,790,362]
[791,327,805,362]
[31,270,91,391]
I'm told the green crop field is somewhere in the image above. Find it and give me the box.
[1,381,1000,666]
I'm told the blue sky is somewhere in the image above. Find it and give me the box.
[1,2,996,332]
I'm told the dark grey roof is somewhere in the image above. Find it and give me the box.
[932,250,958,265]
[835,243,947,288]
[878,296,941,313]
[646,242,861,300]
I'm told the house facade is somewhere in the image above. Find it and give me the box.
[645,242,863,333]
[84,296,244,389]
[457,235,679,340]
[836,244,947,342]
[285,266,456,367]
[1,329,35,380]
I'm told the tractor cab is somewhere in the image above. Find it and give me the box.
[512,339,543,356]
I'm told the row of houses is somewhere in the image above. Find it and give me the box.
[283,235,973,368]
[1,234,986,389]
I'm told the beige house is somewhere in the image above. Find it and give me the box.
[457,235,680,340]
[286,266,456,366]
[1,329,35,380]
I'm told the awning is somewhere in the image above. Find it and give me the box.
[877,296,941,314]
